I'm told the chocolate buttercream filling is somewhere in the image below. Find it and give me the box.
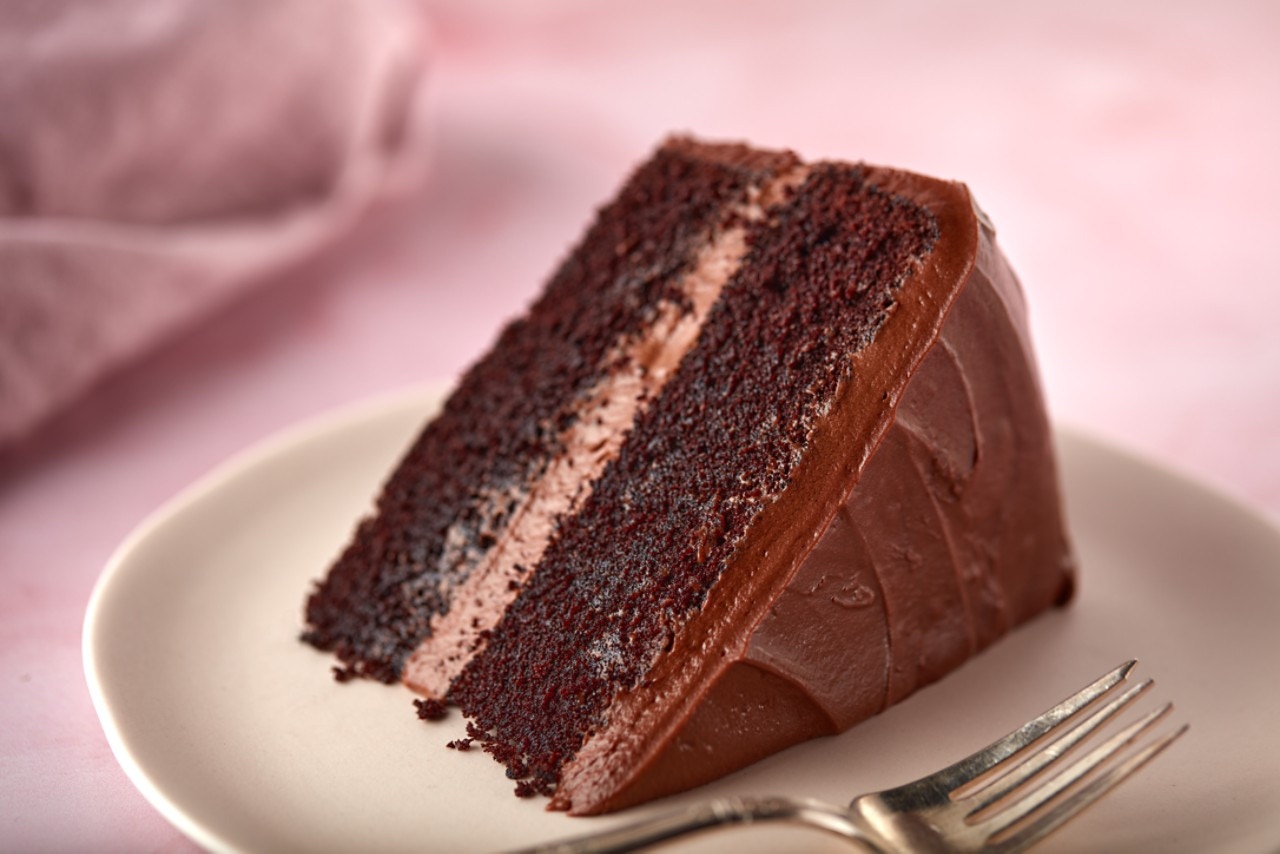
[402,167,810,699]
[302,139,802,683]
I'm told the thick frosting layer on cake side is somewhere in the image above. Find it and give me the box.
[553,179,1074,814]
[745,215,1075,724]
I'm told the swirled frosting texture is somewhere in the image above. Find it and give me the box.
[555,170,1074,815]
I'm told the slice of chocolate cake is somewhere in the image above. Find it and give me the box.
[302,136,1075,815]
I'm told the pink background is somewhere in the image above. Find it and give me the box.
[3,1,1278,849]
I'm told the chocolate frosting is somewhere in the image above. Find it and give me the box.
[552,170,1075,814]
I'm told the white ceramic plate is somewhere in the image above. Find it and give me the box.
[85,387,1280,853]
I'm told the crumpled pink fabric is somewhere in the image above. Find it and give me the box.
[0,0,430,446]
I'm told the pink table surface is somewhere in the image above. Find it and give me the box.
[3,1,1278,850]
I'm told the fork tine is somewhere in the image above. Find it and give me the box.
[990,722,1188,853]
[965,677,1153,815]
[928,661,1136,794]
[982,702,1175,837]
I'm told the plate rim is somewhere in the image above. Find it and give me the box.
[81,384,1280,853]
[81,383,448,853]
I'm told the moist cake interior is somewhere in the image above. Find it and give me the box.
[448,161,939,796]
[302,142,797,684]
[301,136,1074,814]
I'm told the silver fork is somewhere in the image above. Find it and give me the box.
[521,660,1186,853]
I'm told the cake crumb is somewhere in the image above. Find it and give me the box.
[513,780,539,799]
[331,665,358,683]
[446,738,473,751]
[414,698,448,721]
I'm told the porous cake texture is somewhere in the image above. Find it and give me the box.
[303,136,1075,815]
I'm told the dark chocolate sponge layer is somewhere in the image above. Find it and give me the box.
[448,164,939,795]
[302,143,796,681]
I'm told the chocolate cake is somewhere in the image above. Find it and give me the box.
[302,136,1075,815]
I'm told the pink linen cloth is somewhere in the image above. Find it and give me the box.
[0,0,431,446]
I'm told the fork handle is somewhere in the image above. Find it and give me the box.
[513,796,874,853]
